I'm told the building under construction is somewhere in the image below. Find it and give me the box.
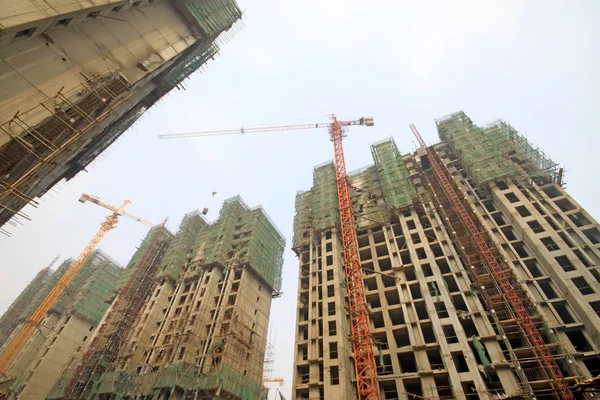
[0,0,243,233]
[0,196,283,400]
[292,112,600,399]
[0,251,123,400]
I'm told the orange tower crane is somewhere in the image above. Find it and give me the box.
[160,115,380,400]
[263,377,285,386]
[0,193,153,376]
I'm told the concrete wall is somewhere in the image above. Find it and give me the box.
[0,0,125,33]
[120,264,273,391]
[0,0,196,146]
[1,313,60,378]
[0,268,53,346]
[292,141,600,399]
[12,314,95,400]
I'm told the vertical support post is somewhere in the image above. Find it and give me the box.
[329,115,379,400]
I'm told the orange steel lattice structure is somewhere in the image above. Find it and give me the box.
[410,123,574,400]
[329,116,379,400]
[61,221,167,399]
[0,194,151,377]
[159,114,379,400]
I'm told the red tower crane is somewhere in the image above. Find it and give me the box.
[160,115,380,400]
[410,123,574,399]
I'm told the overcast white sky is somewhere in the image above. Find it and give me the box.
[0,1,598,398]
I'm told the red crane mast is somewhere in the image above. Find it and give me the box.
[410,123,574,400]
[160,115,380,400]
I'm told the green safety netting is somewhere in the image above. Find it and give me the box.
[292,138,417,247]
[111,227,174,295]
[348,165,390,231]
[20,259,72,319]
[371,138,416,209]
[92,363,266,400]
[193,197,285,292]
[0,267,54,344]
[158,211,207,281]
[185,0,242,37]
[70,260,122,323]
[292,190,312,249]
[311,162,339,232]
[436,111,560,185]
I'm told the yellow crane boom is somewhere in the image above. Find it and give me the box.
[263,377,284,386]
[0,194,152,376]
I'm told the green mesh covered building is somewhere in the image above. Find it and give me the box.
[293,137,417,251]
[291,114,600,400]
[0,251,123,400]
[45,197,284,400]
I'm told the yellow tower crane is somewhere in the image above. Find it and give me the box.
[0,193,153,376]
[263,377,284,386]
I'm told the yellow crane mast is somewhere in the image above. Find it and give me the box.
[0,193,152,376]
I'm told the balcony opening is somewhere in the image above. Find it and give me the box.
[389,308,405,325]
[398,352,417,373]
[555,256,575,272]
[566,330,593,352]
[527,220,545,233]
[427,349,444,370]
[403,379,422,398]
[415,302,429,320]
[422,324,436,344]
[452,352,469,372]
[573,277,594,295]
[443,325,458,344]
[393,328,410,348]
[554,302,576,324]
[515,206,532,218]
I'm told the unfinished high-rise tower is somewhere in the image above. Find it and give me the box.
[47,196,285,400]
[292,112,600,399]
[0,251,123,400]
[0,0,242,232]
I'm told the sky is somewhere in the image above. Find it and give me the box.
[0,1,599,398]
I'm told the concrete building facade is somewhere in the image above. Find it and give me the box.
[47,197,285,400]
[0,0,242,229]
[0,265,54,346]
[291,113,600,399]
[0,251,122,400]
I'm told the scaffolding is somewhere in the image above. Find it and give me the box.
[0,74,133,230]
[436,111,561,186]
[371,138,416,209]
[157,211,208,281]
[348,166,389,231]
[312,162,339,232]
[91,363,266,400]
[184,0,242,37]
[163,44,221,89]
[110,228,173,297]
[292,138,416,250]
[193,197,285,294]
[0,267,54,346]
[412,124,577,399]
[48,225,173,400]
[69,261,123,324]
[292,190,313,250]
